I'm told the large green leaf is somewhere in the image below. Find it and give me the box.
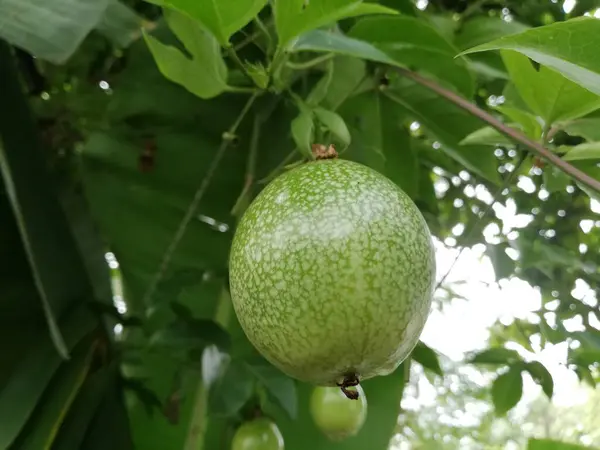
[13,338,96,450]
[0,307,97,450]
[338,91,420,198]
[461,17,600,97]
[0,40,121,450]
[0,0,109,63]
[349,16,474,96]
[0,41,97,357]
[143,9,229,99]
[385,76,501,184]
[52,365,114,450]
[273,0,397,50]
[0,0,141,63]
[500,50,600,124]
[150,0,267,45]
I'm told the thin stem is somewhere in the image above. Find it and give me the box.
[258,148,302,184]
[434,155,526,292]
[286,53,334,70]
[184,383,208,450]
[254,16,273,55]
[231,114,261,217]
[141,92,261,306]
[226,46,255,86]
[394,67,600,193]
[233,18,273,52]
[227,86,259,94]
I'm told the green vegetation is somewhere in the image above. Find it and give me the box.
[1,1,600,449]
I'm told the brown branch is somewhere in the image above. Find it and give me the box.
[394,67,600,193]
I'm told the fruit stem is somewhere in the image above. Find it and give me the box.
[311,143,338,160]
[337,374,360,400]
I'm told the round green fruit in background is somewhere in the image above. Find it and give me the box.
[229,158,436,387]
[231,418,284,450]
[310,384,367,441]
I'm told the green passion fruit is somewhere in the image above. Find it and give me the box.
[229,155,435,391]
[231,418,284,450]
[310,384,367,441]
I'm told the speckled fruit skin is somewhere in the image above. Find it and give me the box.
[310,385,367,441]
[229,158,436,386]
[231,418,284,450]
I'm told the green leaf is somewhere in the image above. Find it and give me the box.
[292,29,397,66]
[499,50,600,124]
[543,166,571,193]
[568,348,600,366]
[454,16,530,51]
[523,361,554,398]
[486,244,515,281]
[0,42,98,357]
[410,341,442,376]
[77,371,133,450]
[527,438,597,450]
[143,10,228,99]
[561,118,600,141]
[14,339,96,450]
[495,106,543,140]
[349,16,474,96]
[156,0,267,45]
[461,17,600,97]
[208,360,255,417]
[572,330,600,349]
[338,91,419,198]
[385,76,501,184]
[492,366,523,416]
[306,60,335,107]
[246,360,298,420]
[0,0,111,63]
[468,347,522,365]
[0,308,96,450]
[320,56,366,111]
[291,110,315,158]
[460,126,515,146]
[314,107,351,148]
[562,142,600,161]
[245,62,270,89]
[574,365,596,388]
[52,366,114,450]
[96,1,146,48]
[149,318,231,351]
[273,0,398,50]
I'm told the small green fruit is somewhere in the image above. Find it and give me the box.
[310,385,367,441]
[231,418,284,450]
[229,158,435,386]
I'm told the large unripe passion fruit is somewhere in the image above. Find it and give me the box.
[229,157,435,388]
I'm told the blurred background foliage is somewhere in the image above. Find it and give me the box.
[2,0,600,449]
